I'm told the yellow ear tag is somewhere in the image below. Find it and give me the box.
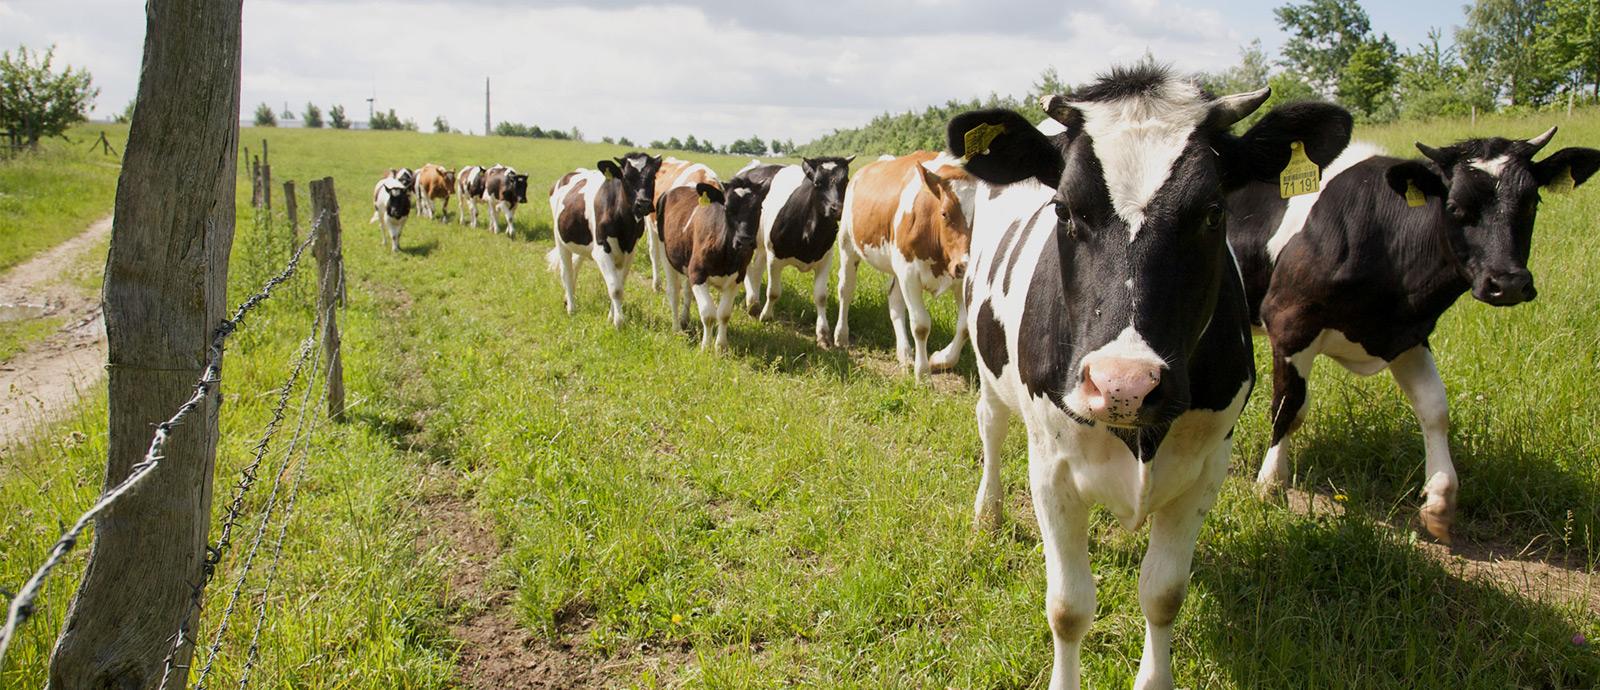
[603,168,614,180]
[963,122,1006,160]
[1279,141,1321,199]
[1405,180,1426,207]
[1548,167,1575,195]
[697,191,711,206]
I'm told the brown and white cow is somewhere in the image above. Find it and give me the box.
[457,165,487,227]
[644,156,722,292]
[482,164,529,236]
[415,163,456,220]
[654,179,764,351]
[836,151,977,381]
[546,153,663,327]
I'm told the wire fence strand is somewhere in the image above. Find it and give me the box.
[0,219,323,673]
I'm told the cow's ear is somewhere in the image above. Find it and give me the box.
[947,108,1064,187]
[597,160,622,180]
[917,164,944,197]
[801,158,819,179]
[1533,147,1600,190]
[1385,161,1448,201]
[695,182,725,206]
[1224,101,1353,190]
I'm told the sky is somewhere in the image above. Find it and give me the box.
[2,0,1465,145]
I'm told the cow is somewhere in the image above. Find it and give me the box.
[1227,127,1600,544]
[835,151,977,381]
[388,167,415,191]
[950,64,1352,689]
[369,173,413,252]
[457,165,487,227]
[547,152,664,327]
[654,179,764,351]
[482,164,530,236]
[735,156,854,346]
[644,157,722,292]
[415,163,456,220]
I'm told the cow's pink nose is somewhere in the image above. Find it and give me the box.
[1082,360,1161,424]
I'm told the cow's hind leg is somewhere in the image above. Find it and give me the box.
[663,266,685,331]
[1135,441,1229,690]
[1389,345,1456,544]
[1258,339,1316,492]
[595,249,628,328]
[811,252,833,347]
[833,240,860,348]
[556,245,579,315]
[744,249,767,317]
[759,253,782,322]
[1030,439,1093,690]
[886,278,911,366]
[972,384,1010,530]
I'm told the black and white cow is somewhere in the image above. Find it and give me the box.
[457,164,487,228]
[547,152,664,328]
[482,164,530,236]
[370,172,413,252]
[735,157,854,345]
[951,65,1352,689]
[1228,127,1600,543]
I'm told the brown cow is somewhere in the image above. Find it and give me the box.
[415,163,456,220]
[655,180,764,351]
[644,157,722,291]
[835,151,976,381]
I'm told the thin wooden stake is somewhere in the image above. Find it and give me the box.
[309,177,346,421]
[283,180,299,246]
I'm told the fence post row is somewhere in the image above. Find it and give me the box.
[261,139,272,213]
[308,177,346,422]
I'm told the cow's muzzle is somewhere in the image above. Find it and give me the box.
[1476,270,1535,306]
[1079,359,1164,427]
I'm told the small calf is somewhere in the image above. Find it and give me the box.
[483,164,530,236]
[415,163,456,220]
[655,180,764,351]
[370,174,412,252]
[457,165,487,227]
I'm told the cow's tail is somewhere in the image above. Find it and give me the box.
[544,246,562,272]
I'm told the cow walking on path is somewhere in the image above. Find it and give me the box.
[952,65,1352,690]
[836,151,977,381]
[1228,127,1599,543]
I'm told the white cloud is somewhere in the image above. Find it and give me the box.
[4,0,1251,145]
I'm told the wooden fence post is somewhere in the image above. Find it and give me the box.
[261,139,271,212]
[284,180,299,246]
[250,155,261,207]
[48,0,242,686]
[309,177,346,421]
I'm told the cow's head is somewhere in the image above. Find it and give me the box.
[950,64,1352,428]
[385,184,411,219]
[918,157,978,279]
[716,179,763,253]
[1386,128,1600,307]
[606,152,664,218]
[801,156,854,220]
[443,168,457,189]
[510,173,529,203]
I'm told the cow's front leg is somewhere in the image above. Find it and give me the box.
[1030,441,1093,690]
[972,384,1010,530]
[744,249,767,317]
[714,284,736,353]
[930,284,969,372]
[646,218,664,292]
[691,282,716,350]
[833,240,860,348]
[885,278,911,366]
[1389,345,1456,544]
[811,252,833,347]
[759,254,782,322]
[1136,443,1228,690]
[556,245,579,314]
[897,272,932,380]
[595,249,628,328]
[504,208,517,237]
[487,203,501,234]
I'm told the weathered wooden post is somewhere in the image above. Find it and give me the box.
[261,139,272,212]
[284,179,299,246]
[49,0,242,687]
[251,155,261,207]
[309,177,346,421]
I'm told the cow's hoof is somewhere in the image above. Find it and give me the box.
[1253,479,1288,504]
[816,333,832,349]
[833,329,850,350]
[1419,479,1456,545]
[930,352,960,371]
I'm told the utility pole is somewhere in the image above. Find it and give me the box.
[484,77,491,137]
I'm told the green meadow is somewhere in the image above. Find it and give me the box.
[0,113,1596,688]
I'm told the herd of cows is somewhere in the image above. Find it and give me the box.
[366,64,1600,689]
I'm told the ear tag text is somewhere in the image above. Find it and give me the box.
[963,123,1006,160]
[1279,141,1321,199]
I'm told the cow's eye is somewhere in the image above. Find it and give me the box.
[1053,198,1071,221]
[1205,206,1225,229]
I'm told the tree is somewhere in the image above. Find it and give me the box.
[1201,40,1273,95]
[279,103,294,120]
[1275,0,1375,96]
[1458,0,1560,106]
[1398,29,1492,119]
[1541,0,1600,99]
[0,45,99,148]
[569,126,583,142]
[49,0,241,685]
[1337,34,1401,121]
[684,134,700,151]
[253,102,276,127]
[618,136,634,146]
[115,98,136,124]
[434,115,450,133]
[665,136,683,150]
[329,103,349,129]
[303,102,323,128]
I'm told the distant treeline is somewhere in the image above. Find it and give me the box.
[796,0,1600,157]
[631,134,798,157]
[495,121,584,141]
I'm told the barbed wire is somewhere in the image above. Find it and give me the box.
[0,218,323,673]
[156,324,319,688]
[190,325,324,689]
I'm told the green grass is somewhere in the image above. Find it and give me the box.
[2,115,1599,688]
[0,124,125,272]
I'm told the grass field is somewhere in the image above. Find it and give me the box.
[1,112,1597,688]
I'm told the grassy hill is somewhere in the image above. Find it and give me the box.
[1,117,1596,688]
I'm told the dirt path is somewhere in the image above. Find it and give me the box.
[0,216,111,449]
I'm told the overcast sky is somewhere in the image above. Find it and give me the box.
[3,0,1463,145]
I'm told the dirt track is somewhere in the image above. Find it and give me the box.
[0,216,110,448]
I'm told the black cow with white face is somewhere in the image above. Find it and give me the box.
[951,65,1352,690]
[1228,127,1600,544]
[735,156,854,345]
[547,152,664,328]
